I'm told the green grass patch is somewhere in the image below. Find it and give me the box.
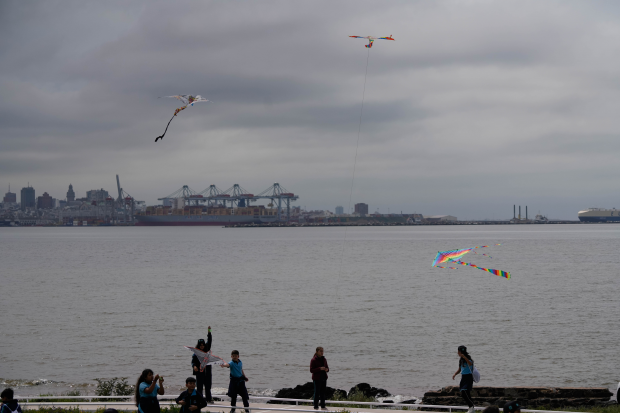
[329,390,377,408]
[94,377,134,401]
[23,408,194,413]
[531,404,619,413]
[29,391,86,403]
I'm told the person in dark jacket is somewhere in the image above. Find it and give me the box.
[503,401,521,413]
[309,346,330,410]
[176,377,208,413]
[1,388,22,413]
[192,327,213,401]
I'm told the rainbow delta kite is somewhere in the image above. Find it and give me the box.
[184,346,225,372]
[155,95,211,142]
[349,35,394,48]
[431,244,511,279]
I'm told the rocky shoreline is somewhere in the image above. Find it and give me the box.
[269,382,417,404]
[5,379,616,409]
[422,386,615,409]
[268,383,616,409]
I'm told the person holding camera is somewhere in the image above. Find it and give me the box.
[135,369,165,413]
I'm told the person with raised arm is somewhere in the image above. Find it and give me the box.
[192,327,213,401]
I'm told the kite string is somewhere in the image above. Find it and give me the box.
[333,46,371,315]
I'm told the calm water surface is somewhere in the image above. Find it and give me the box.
[0,225,618,397]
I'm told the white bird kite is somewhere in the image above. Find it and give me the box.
[155,95,211,142]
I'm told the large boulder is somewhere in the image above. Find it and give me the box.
[274,382,315,401]
[348,383,392,399]
[271,382,346,404]
[421,386,613,408]
[329,388,348,400]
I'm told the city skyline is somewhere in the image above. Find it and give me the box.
[3,2,620,220]
[0,177,602,220]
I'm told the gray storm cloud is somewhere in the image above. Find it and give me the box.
[2,0,620,219]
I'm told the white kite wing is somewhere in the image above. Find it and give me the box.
[184,346,225,371]
[161,95,190,105]
[190,96,211,105]
[204,352,225,366]
[185,346,210,371]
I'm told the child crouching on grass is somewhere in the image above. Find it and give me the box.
[1,388,22,413]
[176,377,207,413]
[221,350,250,413]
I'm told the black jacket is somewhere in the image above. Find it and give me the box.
[1,401,22,413]
[175,390,207,413]
[192,332,212,375]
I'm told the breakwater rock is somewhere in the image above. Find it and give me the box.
[349,383,392,398]
[422,386,613,408]
[269,382,390,404]
[270,382,346,404]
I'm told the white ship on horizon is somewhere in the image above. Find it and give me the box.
[578,207,620,222]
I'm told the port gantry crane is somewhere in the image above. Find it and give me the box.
[157,182,299,222]
[253,183,299,222]
[198,184,231,208]
[224,184,255,208]
[115,174,137,224]
[158,185,202,206]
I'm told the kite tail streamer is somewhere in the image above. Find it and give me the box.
[455,261,511,279]
[155,114,176,142]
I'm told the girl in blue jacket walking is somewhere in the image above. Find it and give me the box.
[452,345,475,413]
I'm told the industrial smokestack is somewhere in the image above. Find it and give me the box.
[513,205,516,219]
[519,206,521,220]
[526,206,528,220]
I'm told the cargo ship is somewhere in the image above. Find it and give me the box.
[134,205,282,226]
[577,208,620,222]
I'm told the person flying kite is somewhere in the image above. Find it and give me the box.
[184,346,225,371]
[155,95,210,142]
[432,244,511,279]
[349,35,395,48]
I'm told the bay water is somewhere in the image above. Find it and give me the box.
[0,225,618,398]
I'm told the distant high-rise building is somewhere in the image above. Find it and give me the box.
[3,184,17,204]
[37,192,53,209]
[21,186,35,210]
[335,206,344,215]
[86,189,109,204]
[66,184,75,202]
[354,203,368,216]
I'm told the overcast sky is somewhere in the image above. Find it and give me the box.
[2,1,620,219]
